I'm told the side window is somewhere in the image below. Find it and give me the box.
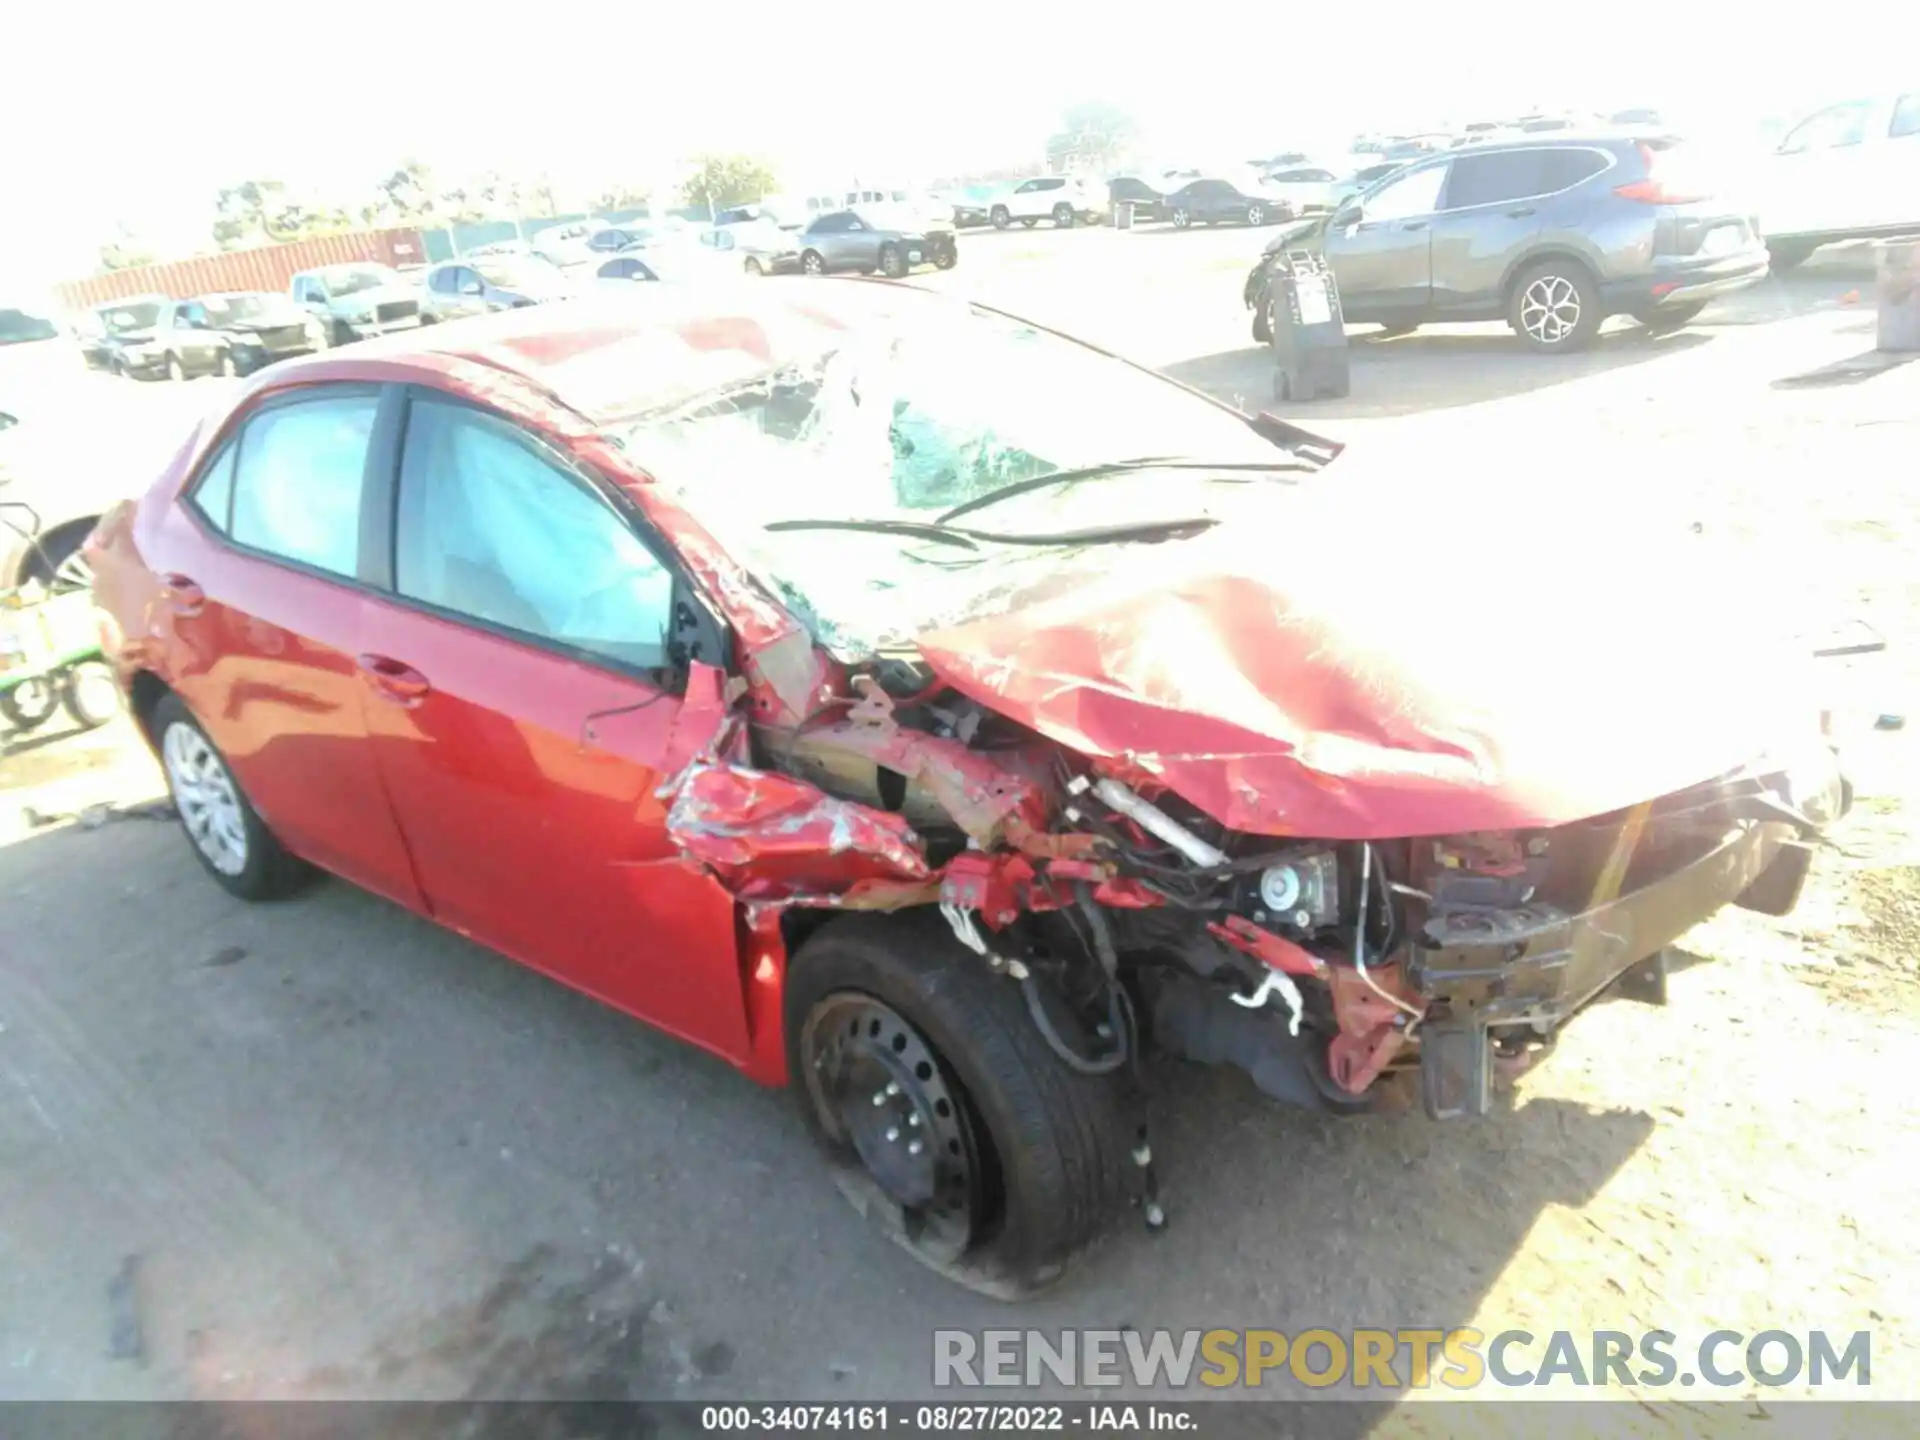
[429,268,456,294]
[229,393,377,577]
[1538,148,1610,191]
[1779,101,1871,153]
[394,398,675,672]
[1038,178,1064,192]
[1442,150,1549,208]
[188,442,239,534]
[1891,93,1920,140]
[1361,163,1448,220]
[1015,180,1040,193]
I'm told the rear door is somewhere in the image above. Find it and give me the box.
[1428,147,1555,313]
[353,389,751,1061]
[1324,159,1448,317]
[159,385,425,908]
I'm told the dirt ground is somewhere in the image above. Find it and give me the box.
[2,232,1915,1417]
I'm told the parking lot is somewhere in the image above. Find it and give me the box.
[4,222,1918,1408]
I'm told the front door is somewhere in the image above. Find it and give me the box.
[1325,159,1448,319]
[1426,148,1557,316]
[357,390,750,1062]
[161,385,425,908]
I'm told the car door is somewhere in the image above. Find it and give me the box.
[354,389,751,1061]
[1871,92,1920,231]
[1427,147,1556,315]
[841,212,884,268]
[159,385,426,908]
[1323,159,1449,318]
[1768,99,1875,237]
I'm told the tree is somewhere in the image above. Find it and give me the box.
[595,183,652,212]
[98,225,155,272]
[1047,101,1137,171]
[679,155,778,215]
[377,158,437,220]
[213,179,300,247]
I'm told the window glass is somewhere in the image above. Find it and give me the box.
[229,394,375,576]
[1891,93,1920,139]
[1443,150,1550,208]
[1779,101,1870,153]
[1538,148,1609,191]
[395,398,674,671]
[1362,163,1448,219]
[190,443,238,533]
[430,267,456,294]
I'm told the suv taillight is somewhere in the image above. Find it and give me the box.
[1614,142,1709,204]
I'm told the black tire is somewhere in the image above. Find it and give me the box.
[149,694,313,901]
[1766,239,1814,272]
[744,256,765,276]
[990,205,1011,230]
[786,912,1134,1297]
[1245,204,1266,226]
[60,660,121,730]
[1251,290,1273,343]
[1052,203,1074,229]
[801,249,826,276]
[1507,258,1603,352]
[878,242,907,279]
[1,678,58,732]
[1632,301,1708,333]
[1171,207,1191,230]
[933,242,958,271]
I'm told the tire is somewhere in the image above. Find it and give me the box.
[1171,207,1191,229]
[1019,217,1037,228]
[878,243,907,279]
[1507,259,1603,352]
[1632,301,1707,334]
[1,678,58,732]
[933,243,958,271]
[150,694,313,901]
[1245,204,1265,226]
[744,256,764,276]
[786,912,1134,1297]
[60,660,121,730]
[1052,203,1074,229]
[1251,289,1273,343]
[165,353,186,382]
[1766,240,1814,272]
[990,206,1011,230]
[801,249,826,276]
[1377,321,1419,338]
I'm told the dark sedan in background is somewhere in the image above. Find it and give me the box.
[1245,134,1767,351]
[795,207,958,276]
[1164,177,1289,228]
[1107,175,1168,222]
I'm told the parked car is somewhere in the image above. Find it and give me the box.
[795,207,958,276]
[1105,175,1167,222]
[693,221,802,275]
[134,294,326,380]
[421,255,572,323]
[290,264,423,346]
[1164,176,1289,228]
[1329,161,1405,207]
[986,176,1104,229]
[586,225,654,256]
[530,221,600,266]
[595,240,737,284]
[79,296,169,374]
[84,283,1850,1295]
[1244,134,1769,351]
[1,307,59,347]
[940,185,1000,228]
[1260,165,1341,214]
[1754,91,1920,269]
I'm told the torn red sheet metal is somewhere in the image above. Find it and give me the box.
[663,756,936,907]
[914,491,1814,840]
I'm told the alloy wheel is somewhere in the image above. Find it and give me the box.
[799,992,982,1267]
[1520,274,1582,346]
[162,723,249,876]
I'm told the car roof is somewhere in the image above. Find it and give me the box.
[216,281,964,432]
[1398,131,1660,156]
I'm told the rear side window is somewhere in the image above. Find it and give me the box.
[1779,101,1871,152]
[394,398,674,671]
[229,394,378,577]
[1538,148,1610,192]
[1443,150,1549,207]
[188,444,238,532]
[1892,93,1920,139]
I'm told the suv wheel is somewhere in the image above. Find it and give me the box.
[1052,203,1074,228]
[990,205,1011,229]
[1508,260,1602,351]
[1245,204,1265,225]
[1171,207,1192,229]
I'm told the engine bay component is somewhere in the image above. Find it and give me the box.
[1069,774,1229,869]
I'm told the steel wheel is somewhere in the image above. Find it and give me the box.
[1,678,58,732]
[1519,273,1583,346]
[162,721,250,877]
[1246,204,1265,225]
[799,992,983,1268]
[1171,207,1191,229]
[802,250,825,276]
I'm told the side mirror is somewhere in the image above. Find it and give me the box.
[0,412,17,432]
[1333,201,1362,226]
[461,279,485,296]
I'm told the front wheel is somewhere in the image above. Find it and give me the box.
[787,912,1134,1297]
[1508,260,1603,352]
[801,249,826,276]
[1766,239,1814,272]
[1171,207,1191,229]
[1251,289,1273,343]
[1633,301,1707,333]
[1245,204,1265,226]
[744,256,765,276]
[990,206,1011,230]
[1052,203,1075,228]
[878,243,907,279]
[933,243,958,271]
[152,694,313,900]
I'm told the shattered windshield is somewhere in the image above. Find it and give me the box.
[612,301,1298,658]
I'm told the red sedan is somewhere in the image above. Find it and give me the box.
[88,283,1848,1295]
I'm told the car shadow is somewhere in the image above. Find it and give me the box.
[0,795,1656,1405]
[1163,326,1713,420]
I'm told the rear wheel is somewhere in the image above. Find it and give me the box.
[1251,289,1273,343]
[1245,204,1266,225]
[787,912,1134,1297]
[1508,259,1603,351]
[1052,203,1074,228]
[744,256,765,276]
[990,205,1011,230]
[151,694,313,900]
[933,242,958,271]
[1633,301,1707,333]
[878,243,907,279]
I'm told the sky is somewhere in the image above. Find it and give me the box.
[3,1,1908,298]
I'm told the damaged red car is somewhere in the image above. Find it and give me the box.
[88,283,1851,1295]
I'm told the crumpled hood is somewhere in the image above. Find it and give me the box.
[914,462,1816,840]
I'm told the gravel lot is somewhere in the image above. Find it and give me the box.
[3,227,1915,1414]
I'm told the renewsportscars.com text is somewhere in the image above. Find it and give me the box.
[933,1328,1872,1391]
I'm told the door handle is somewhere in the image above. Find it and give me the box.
[356,653,431,705]
[1506,206,1536,218]
[160,573,205,616]
[1399,220,1429,231]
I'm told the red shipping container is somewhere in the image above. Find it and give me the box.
[54,229,428,314]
